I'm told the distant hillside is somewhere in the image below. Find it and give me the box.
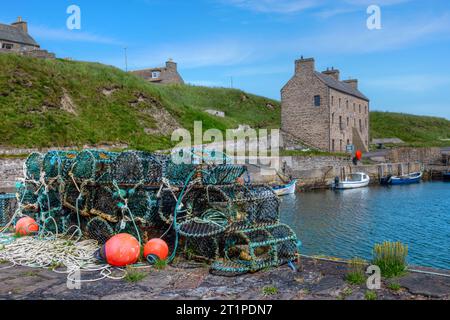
[370,111,450,147]
[0,54,280,151]
[0,54,448,152]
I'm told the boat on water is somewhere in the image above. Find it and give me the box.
[381,172,423,185]
[443,172,450,182]
[272,180,297,196]
[333,173,370,190]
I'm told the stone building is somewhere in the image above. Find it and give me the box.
[281,57,370,153]
[131,59,184,85]
[0,17,55,58]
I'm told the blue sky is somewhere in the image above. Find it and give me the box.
[2,0,450,118]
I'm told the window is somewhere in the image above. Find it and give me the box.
[347,139,350,145]
[366,106,368,114]
[359,119,362,132]
[332,139,335,151]
[359,104,361,113]
[339,116,342,127]
[332,113,335,124]
[346,100,349,110]
[339,98,341,108]
[353,103,356,112]
[2,43,13,50]
[151,71,160,79]
[314,95,321,107]
[340,139,343,151]
[347,117,349,126]
[365,119,368,128]
[331,96,334,106]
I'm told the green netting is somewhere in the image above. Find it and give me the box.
[14,149,300,275]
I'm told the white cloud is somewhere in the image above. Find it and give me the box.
[221,0,323,14]
[29,25,123,45]
[366,74,450,93]
[292,13,450,54]
[124,39,255,70]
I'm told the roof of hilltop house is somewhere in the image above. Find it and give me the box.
[0,21,39,47]
[314,71,369,101]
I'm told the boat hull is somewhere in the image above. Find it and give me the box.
[334,180,370,190]
[443,173,450,182]
[389,172,422,185]
[273,180,297,196]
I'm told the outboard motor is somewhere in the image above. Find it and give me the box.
[334,176,340,188]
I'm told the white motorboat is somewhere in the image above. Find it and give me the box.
[333,173,370,190]
[272,180,297,196]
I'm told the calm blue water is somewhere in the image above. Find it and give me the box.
[280,182,450,270]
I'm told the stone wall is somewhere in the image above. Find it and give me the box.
[281,58,330,151]
[386,147,442,164]
[0,158,25,190]
[329,88,369,152]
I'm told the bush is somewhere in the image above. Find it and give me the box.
[346,257,367,285]
[372,241,408,278]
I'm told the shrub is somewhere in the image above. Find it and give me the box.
[372,241,408,278]
[346,257,367,285]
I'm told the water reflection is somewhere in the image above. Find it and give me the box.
[280,182,450,269]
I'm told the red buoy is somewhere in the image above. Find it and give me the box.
[102,233,140,267]
[355,150,363,161]
[144,238,169,261]
[15,217,39,236]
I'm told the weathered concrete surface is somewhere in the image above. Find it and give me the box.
[0,258,448,300]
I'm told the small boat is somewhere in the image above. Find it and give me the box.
[443,172,450,182]
[333,173,370,190]
[386,172,423,185]
[272,180,297,196]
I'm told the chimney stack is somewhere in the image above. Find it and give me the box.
[166,58,177,70]
[343,79,358,90]
[322,67,340,81]
[11,16,28,33]
[295,57,315,75]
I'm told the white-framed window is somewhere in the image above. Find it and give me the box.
[2,43,13,50]
[151,71,160,79]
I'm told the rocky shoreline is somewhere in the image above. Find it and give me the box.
[0,257,448,300]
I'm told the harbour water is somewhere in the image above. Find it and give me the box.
[280,182,450,270]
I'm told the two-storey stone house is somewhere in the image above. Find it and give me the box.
[0,17,55,58]
[131,59,184,85]
[281,57,370,153]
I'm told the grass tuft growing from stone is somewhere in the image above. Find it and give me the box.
[345,257,367,285]
[262,286,278,296]
[124,267,147,283]
[372,241,408,278]
[365,290,377,300]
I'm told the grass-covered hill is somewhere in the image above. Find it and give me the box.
[0,54,448,153]
[0,54,280,151]
[370,111,450,147]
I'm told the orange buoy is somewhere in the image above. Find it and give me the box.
[102,233,140,267]
[355,150,363,161]
[15,217,39,236]
[144,238,169,261]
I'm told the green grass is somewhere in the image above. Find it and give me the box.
[372,241,408,278]
[387,282,402,292]
[345,257,367,285]
[1,54,448,153]
[262,285,279,296]
[365,290,377,300]
[371,111,450,147]
[124,267,147,282]
[153,259,168,270]
[0,54,279,152]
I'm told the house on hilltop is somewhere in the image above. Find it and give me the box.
[131,59,184,85]
[0,17,55,59]
[281,57,370,153]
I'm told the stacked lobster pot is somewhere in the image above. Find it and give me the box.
[15,149,300,275]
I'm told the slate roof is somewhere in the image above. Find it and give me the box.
[0,23,39,47]
[315,71,369,101]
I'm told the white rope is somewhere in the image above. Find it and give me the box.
[0,228,128,283]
